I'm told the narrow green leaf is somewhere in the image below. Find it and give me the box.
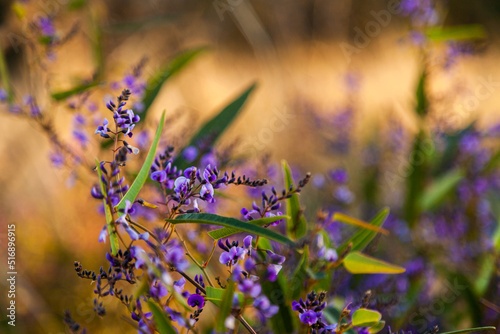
[207,215,288,240]
[147,300,177,334]
[474,253,495,296]
[338,208,389,254]
[332,212,389,235]
[282,160,307,239]
[142,48,206,118]
[289,246,309,300]
[167,213,295,246]
[215,281,235,332]
[415,70,428,116]
[257,237,296,333]
[0,39,13,102]
[439,327,496,334]
[174,83,257,170]
[115,111,165,213]
[425,24,487,42]
[419,168,464,211]
[351,309,382,327]
[343,251,405,274]
[51,81,100,101]
[95,159,119,255]
[404,130,430,227]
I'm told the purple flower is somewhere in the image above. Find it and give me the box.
[243,235,253,249]
[165,244,189,271]
[98,225,108,243]
[183,146,198,162]
[334,186,354,204]
[73,129,89,147]
[264,264,282,282]
[0,89,7,102]
[38,17,55,36]
[165,307,187,327]
[50,151,64,168]
[187,294,205,308]
[299,310,318,326]
[150,279,168,299]
[200,183,214,202]
[253,296,278,319]
[219,246,247,266]
[174,176,190,196]
[238,279,261,298]
[330,168,348,183]
[151,170,167,183]
[95,118,110,138]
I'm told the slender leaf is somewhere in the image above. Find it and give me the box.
[338,208,389,254]
[51,81,100,101]
[207,215,288,240]
[141,48,206,118]
[95,159,119,255]
[289,246,309,300]
[343,251,405,274]
[332,212,389,235]
[282,160,307,239]
[174,83,257,170]
[257,237,296,333]
[419,168,464,211]
[215,281,235,332]
[115,111,165,213]
[166,213,295,246]
[147,300,177,334]
[404,130,430,227]
[439,327,496,334]
[425,25,487,42]
[351,309,382,327]
[415,70,428,116]
[0,39,13,102]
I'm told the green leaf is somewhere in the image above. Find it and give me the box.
[439,327,496,334]
[474,253,495,296]
[167,213,295,246]
[404,130,430,227]
[115,111,165,213]
[215,282,235,332]
[425,25,487,42]
[343,251,405,274]
[147,300,177,334]
[369,321,386,333]
[0,39,13,102]
[332,212,389,235]
[419,168,464,211]
[51,81,100,101]
[351,309,382,327]
[415,70,428,116]
[141,48,206,118]
[207,215,288,240]
[338,208,389,254]
[282,160,307,239]
[257,237,296,333]
[174,83,257,170]
[95,159,120,255]
[289,246,309,300]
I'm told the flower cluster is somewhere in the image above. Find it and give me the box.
[292,291,337,333]
[217,236,283,321]
[96,89,140,138]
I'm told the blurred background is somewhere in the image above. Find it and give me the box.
[0,0,500,333]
